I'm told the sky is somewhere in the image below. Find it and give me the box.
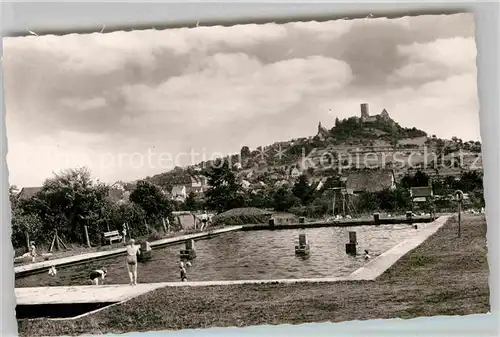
[3,13,480,187]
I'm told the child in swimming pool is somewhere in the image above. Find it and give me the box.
[48,265,57,276]
[179,261,188,282]
[89,268,107,285]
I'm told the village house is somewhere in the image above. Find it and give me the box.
[170,175,208,202]
[108,181,126,203]
[171,185,188,202]
[410,186,434,202]
[290,167,301,179]
[17,187,42,200]
[190,175,208,188]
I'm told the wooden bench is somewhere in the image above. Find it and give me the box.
[103,230,122,245]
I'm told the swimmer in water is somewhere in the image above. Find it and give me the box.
[48,265,57,276]
[364,250,371,260]
[179,261,188,282]
[89,268,107,285]
[126,239,141,285]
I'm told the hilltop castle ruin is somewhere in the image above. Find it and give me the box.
[360,103,392,123]
[316,103,394,139]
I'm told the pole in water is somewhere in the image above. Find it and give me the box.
[330,188,336,218]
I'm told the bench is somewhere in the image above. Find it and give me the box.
[104,230,122,245]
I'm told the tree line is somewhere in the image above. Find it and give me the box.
[10,163,484,251]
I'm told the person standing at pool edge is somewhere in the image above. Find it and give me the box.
[126,239,141,285]
[199,211,209,231]
[29,242,37,263]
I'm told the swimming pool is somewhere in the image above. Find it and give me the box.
[15,223,428,287]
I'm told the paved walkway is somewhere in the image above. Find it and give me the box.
[15,277,347,305]
[14,226,242,275]
[347,215,450,280]
[15,216,450,307]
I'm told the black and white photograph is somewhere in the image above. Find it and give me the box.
[4,11,489,336]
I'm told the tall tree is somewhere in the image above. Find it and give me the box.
[18,167,110,245]
[240,146,251,159]
[9,185,20,209]
[413,170,430,187]
[10,208,45,249]
[129,180,172,221]
[273,187,300,212]
[184,191,198,211]
[204,159,244,213]
[292,174,313,205]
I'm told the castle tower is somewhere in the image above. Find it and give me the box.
[360,103,369,120]
[318,121,323,133]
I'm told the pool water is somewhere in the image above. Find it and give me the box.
[15,223,428,287]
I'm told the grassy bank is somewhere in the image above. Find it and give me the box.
[18,214,489,336]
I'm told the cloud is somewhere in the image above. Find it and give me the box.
[120,54,352,130]
[3,13,480,186]
[59,97,108,110]
[389,37,477,84]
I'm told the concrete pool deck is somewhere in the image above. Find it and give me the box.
[347,215,450,280]
[15,216,450,307]
[15,278,348,305]
[14,226,242,276]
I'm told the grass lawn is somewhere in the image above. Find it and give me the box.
[17,214,490,336]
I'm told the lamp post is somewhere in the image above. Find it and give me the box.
[455,189,464,237]
[340,177,348,218]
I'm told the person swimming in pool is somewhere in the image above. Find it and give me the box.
[89,268,107,285]
[48,265,57,276]
[179,261,188,282]
[126,239,141,285]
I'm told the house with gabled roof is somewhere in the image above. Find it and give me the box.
[290,167,301,178]
[171,185,188,202]
[108,181,126,203]
[17,187,42,200]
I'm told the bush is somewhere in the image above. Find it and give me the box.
[211,207,272,226]
[147,230,164,242]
